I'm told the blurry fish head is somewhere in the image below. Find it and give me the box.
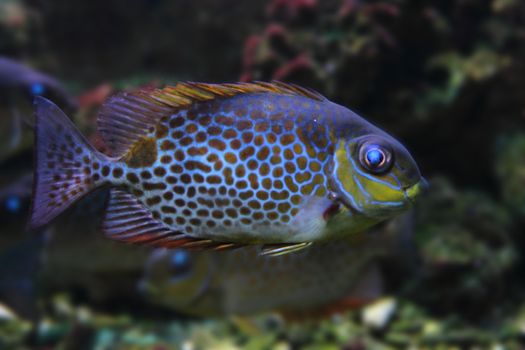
[24,80,77,113]
[139,249,217,313]
[0,172,32,225]
[0,57,77,160]
[330,129,426,232]
[0,57,77,112]
[1,194,25,218]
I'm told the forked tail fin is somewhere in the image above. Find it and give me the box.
[29,97,106,229]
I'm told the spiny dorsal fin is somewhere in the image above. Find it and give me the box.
[149,81,325,108]
[97,89,174,157]
[97,81,325,156]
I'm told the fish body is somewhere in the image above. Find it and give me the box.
[30,82,424,251]
[139,218,413,317]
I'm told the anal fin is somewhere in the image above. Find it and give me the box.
[102,188,174,244]
[260,242,313,256]
[103,188,243,251]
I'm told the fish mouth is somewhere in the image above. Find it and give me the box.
[404,178,428,205]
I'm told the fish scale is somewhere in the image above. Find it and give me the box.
[116,93,337,243]
[29,82,424,253]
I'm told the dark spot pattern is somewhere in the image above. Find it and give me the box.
[111,93,337,242]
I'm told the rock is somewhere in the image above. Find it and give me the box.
[362,297,397,330]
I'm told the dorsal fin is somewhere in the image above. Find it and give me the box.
[149,81,325,108]
[97,89,175,157]
[97,81,325,156]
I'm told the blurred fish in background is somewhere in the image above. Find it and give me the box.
[140,214,415,318]
[0,229,50,321]
[0,167,150,310]
[0,155,38,264]
[0,170,32,229]
[0,57,79,326]
[0,160,51,334]
[38,189,151,306]
[0,57,77,162]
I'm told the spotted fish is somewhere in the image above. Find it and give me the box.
[29,82,425,253]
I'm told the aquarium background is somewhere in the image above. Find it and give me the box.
[1,0,525,349]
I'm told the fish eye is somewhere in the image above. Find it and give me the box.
[30,83,45,96]
[4,196,21,214]
[358,143,393,174]
[170,250,192,278]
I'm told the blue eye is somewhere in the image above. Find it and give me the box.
[5,196,21,213]
[172,250,189,266]
[366,149,384,166]
[170,250,192,279]
[359,143,392,174]
[30,83,45,95]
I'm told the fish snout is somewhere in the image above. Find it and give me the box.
[404,177,429,205]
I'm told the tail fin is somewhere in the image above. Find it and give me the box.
[29,97,103,229]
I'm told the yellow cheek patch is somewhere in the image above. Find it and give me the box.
[335,143,355,194]
[356,175,405,203]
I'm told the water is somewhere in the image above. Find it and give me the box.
[1,0,525,348]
